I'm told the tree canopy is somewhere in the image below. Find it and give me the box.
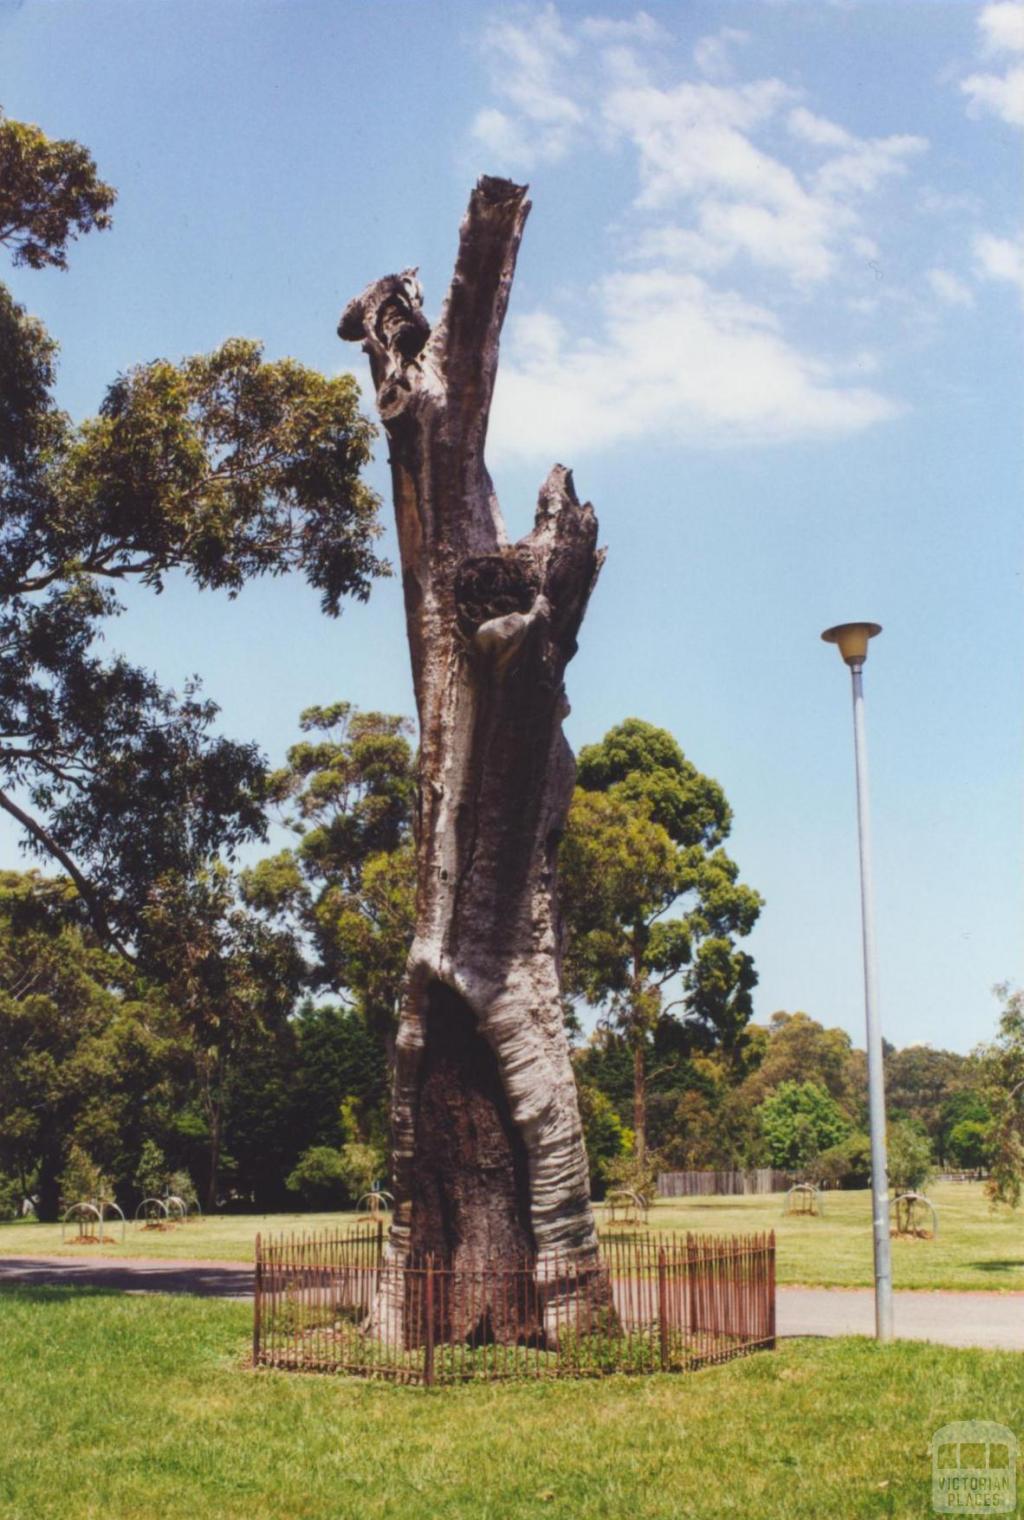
[0,109,385,952]
[242,703,416,1058]
[0,107,115,269]
[561,718,762,1158]
[756,1080,850,1173]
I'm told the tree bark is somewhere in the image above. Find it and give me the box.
[340,177,604,1342]
[633,1036,647,1166]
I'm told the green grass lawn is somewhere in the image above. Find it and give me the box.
[3,1183,1022,1291]
[0,1287,1021,1519]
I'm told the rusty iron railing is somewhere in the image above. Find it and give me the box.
[253,1226,775,1385]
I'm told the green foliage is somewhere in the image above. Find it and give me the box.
[293,1001,388,1150]
[0,110,385,952]
[285,1146,348,1208]
[167,1170,199,1212]
[603,1147,660,1204]
[59,1141,113,1206]
[60,342,384,613]
[0,869,188,1219]
[978,985,1024,1209]
[946,1119,991,1170]
[885,1043,974,1155]
[140,866,304,1210]
[561,719,762,1160]
[814,1133,871,1188]
[133,1141,168,1201]
[575,1081,630,1198]
[245,703,416,1068]
[0,107,116,269]
[0,1172,21,1221]
[338,1142,385,1200]
[886,1120,934,1194]
[939,1088,991,1162]
[742,1012,860,1113]
[756,1081,850,1172]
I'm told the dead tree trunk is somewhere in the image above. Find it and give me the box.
[340,177,604,1343]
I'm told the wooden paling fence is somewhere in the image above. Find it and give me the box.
[658,1168,793,1197]
[253,1225,775,1385]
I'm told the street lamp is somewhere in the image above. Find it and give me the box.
[821,620,893,1343]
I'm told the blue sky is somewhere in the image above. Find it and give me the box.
[2,0,1021,1053]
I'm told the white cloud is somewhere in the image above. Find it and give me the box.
[693,26,750,82]
[602,81,923,286]
[579,12,668,44]
[973,230,1024,302]
[961,65,1024,125]
[979,2,1024,55]
[962,2,1024,125]
[811,133,926,196]
[787,105,854,149]
[489,270,902,458]
[465,6,931,458]
[604,78,799,210]
[470,6,583,168]
[926,268,975,307]
[917,187,981,216]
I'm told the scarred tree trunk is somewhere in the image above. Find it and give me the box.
[339,178,604,1341]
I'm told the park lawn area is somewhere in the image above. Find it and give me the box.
[0,1287,1022,1520]
[2,1183,1022,1291]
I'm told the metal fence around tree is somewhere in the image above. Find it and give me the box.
[253,1226,775,1385]
[657,1169,793,1197]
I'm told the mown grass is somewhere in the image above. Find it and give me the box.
[4,1183,1023,1291]
[0,1287,1021,1519]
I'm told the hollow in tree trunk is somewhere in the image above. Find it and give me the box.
[340,178,604,1344]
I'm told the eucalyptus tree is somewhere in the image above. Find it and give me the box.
[0,108,385,953]
[0,870,180,1219]
[242,702,416,1063]
[560,719,762,1161]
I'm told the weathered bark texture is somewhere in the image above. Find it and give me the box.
[339,177,604,1341]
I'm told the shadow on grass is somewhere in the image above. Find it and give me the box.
[969,1260,1024,1273]
[0,1284,128,1304]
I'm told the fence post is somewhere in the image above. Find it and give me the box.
[687,1234,699,1337]
[657,1246,669,1371]
[768,1232,776,1350]
[253,1232,262,1366]
[424,1254,435,1387]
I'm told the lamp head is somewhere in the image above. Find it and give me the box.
[821,621,882,667]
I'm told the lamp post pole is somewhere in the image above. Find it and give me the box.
[822,622,893,1343]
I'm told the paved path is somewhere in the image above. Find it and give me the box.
[0,1255,253,1298]
[777,1286,1024,1351]
[1,1258,1021,1350]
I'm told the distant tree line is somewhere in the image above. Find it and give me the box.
[0,701,1006,1221]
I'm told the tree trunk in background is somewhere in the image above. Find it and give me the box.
[340,178,604,1341]
[633,1037,647,1166]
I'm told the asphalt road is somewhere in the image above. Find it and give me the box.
[0,1254,254,1298]
[2,1256,1021,1349]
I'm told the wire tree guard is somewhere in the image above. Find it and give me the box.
[357,1191,394,1220]
[891,1192,938,1239]
[134,1197,172,1229]
[61,1200,126,1244]
[602,1189,651,1230]
[253,1227,775,1385]
[784,1183,824,1218]
[164,1193,203,1223]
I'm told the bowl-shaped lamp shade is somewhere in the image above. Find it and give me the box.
[821,622,882,666]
